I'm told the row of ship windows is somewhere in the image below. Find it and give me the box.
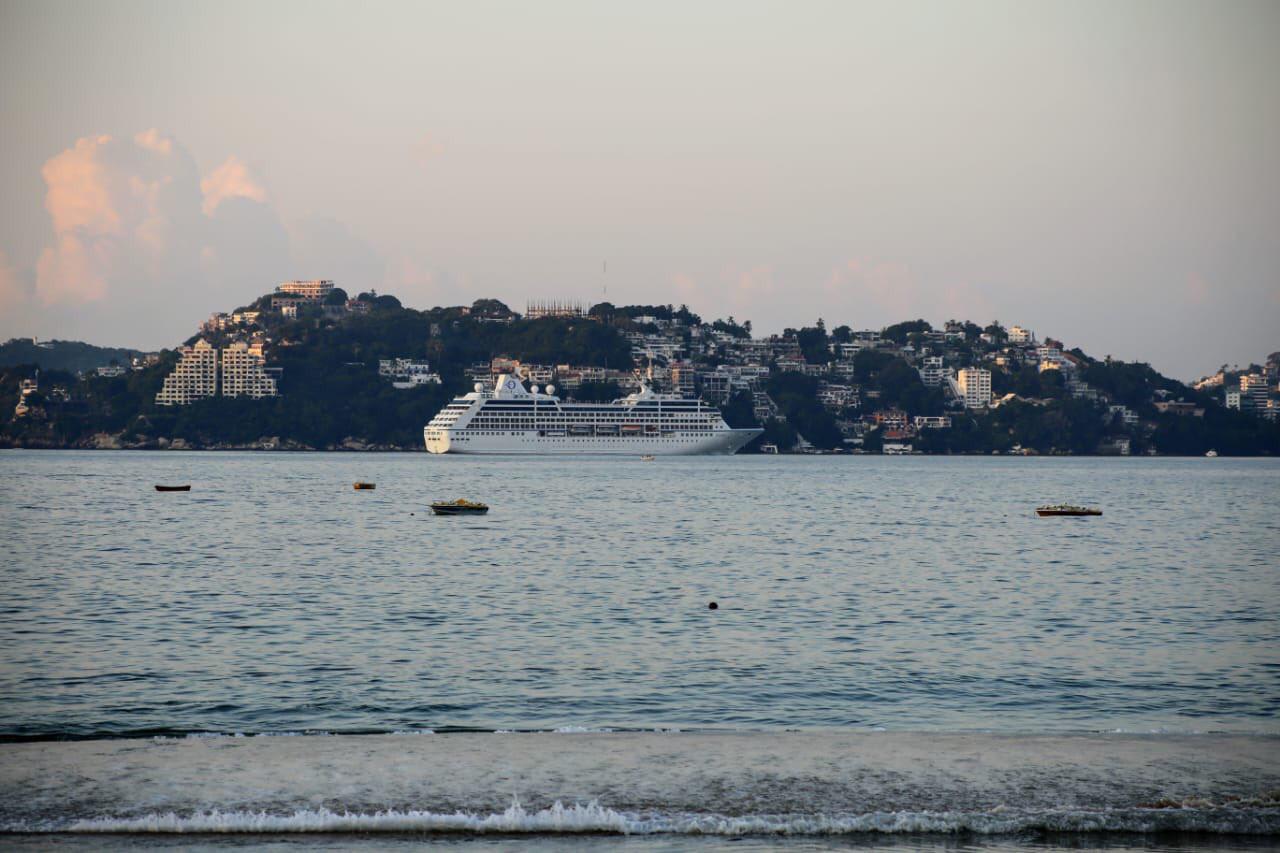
[475,407,707,413]
[471,412,709,419]
[455,429,711,435]
[465,414,716,422]
[458,403,706,410]
[444,435,697,441]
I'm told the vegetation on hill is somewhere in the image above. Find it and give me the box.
[1,291,1276,454]
[0,339,142,374]
[1,298,636,449]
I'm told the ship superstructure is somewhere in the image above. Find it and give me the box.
[424,374,761,455]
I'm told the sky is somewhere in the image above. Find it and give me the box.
[1,0,1276,379]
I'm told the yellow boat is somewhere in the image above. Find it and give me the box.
[430,499,489,516]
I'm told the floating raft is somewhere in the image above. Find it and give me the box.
[154,484,191,492]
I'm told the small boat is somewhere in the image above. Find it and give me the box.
[353,482,376,490]
[154,484,191,492]
[1205,450,1218,458]
[640,455,656,462]
[431,499,489,516]
[1036,504,1102,517]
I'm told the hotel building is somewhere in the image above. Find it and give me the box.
[156,340,219,406]
[955,367,992,409]
[221,342,279,399]
[275,280,335,301]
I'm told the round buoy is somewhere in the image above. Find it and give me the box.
[708,601,718,610]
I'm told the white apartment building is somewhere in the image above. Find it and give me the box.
[276,279,335,300]
[918,356,946,387]
[1036,346,1074,373]
[1225,389,1242,410]
[378,358,442,389]
[156,340,219,405]
[1008,325,1033,344]
[203,313,232,333]
[1240,374,1270,408]
[1108,405,1139,426]
[818,383,858,410]
[954,367,992,409]
[221,342,279,398]
[913,415,953,429]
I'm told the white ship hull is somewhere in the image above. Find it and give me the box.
[424,373,761,456]
[424,428,760,455]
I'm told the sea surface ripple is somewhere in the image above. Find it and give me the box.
[1,451,1277,738]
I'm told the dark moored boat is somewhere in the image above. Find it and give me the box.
[431,499,489,516]
[154,484,191,492]
[353,482,376,490]
[1036,504,1101,517]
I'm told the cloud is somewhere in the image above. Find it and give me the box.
[735,265,775,296]
[289,216,384,293]
[0,249,30,307]
[412,133,447,167]
[203,197,291,295]
[824,259,918,319]
[11,130,303,347]
[201,156,268,216]
[1184,272,1210,306]
[671,272,698,304]
[940,280,995,324]
[35,129,204,307]
[134,128,174,155]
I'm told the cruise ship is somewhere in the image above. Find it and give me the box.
[424,374,761,455]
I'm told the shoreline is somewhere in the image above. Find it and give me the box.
[1,443,1273,456]
[4,731,1278,836]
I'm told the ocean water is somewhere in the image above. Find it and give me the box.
[1,450,1278,845]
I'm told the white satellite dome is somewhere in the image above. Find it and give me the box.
[531,385,540,394]
[474,382,484,393]
[545,384,555,395]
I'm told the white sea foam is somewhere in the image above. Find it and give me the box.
[553,726,615,733]
[55,800,1280,836]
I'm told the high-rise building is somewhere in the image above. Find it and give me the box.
[1240,374,1270,410]
[670,361,696,396]
[918,356,946,387]
[956,367,992,409]
[275,280,335,300]
[156,340,219,406]
[221,342,278,398]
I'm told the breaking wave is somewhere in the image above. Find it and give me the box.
[34,799,1280,836]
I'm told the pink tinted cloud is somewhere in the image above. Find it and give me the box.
[940,280,994,323]
[671,272,698,303]
[1184,272,1210,306]
[36,132,190,304]
[200,156,268,216]
[41,134,120,236]
[0,249,31,308]
[825,258,918,318]
[36,236,109,304]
